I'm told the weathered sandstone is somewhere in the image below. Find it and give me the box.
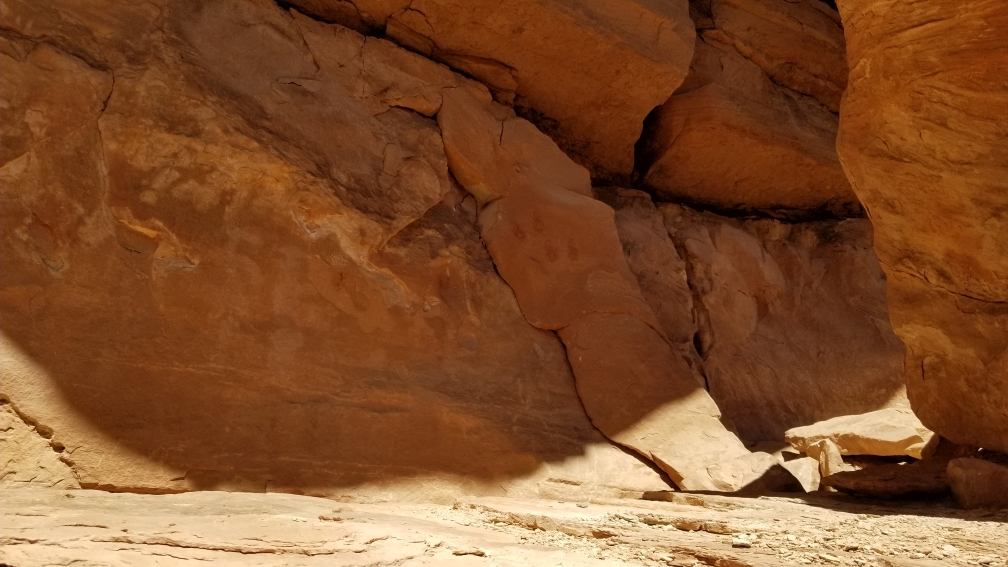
[785,409,934,459]
[704,0,847,112]
[289,0,696,179]
[948,458,1008,510]
[656,202,905,443]
[0,0,668,497]
[0,402,79,489]
[640,0,858,218]
[835,0,1008,452]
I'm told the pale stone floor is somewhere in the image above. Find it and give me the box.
[1,487,1006,567]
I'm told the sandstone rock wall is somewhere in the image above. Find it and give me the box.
[287,0,696,180]
[0,0,668,497]
[598,189,906,444]
[836,0,1008,451]
[639,0,858,218]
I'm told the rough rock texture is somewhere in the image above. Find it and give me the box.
[0,0,670,497]
[288,0,696,179]
[835,0,1008,452]
[639,0,858,218]
[948,458,1008,510]
[0,403,79,489]
[785,409,935,459]
[436,83,766,492]
[6,487,1008,567]
[654,202,905,443]
[702,0,847,112]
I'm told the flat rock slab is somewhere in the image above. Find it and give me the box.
[785,409,934,459]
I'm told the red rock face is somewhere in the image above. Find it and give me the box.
[2,0,1000,501]
[0,0,667,496]
[836,0,1008,452]
[640,0,858,218]
[288,0,697,179]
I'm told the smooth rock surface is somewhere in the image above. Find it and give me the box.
[781,457,821,493]
[640,1,857,218]
[948,458,1008,510]
[836,0,1008,452]
[290,0,696,178]
[785,409,935,459]
[0,0,668,498]
[807,439,853,478]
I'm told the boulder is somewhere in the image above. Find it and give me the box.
[705,451,802,493]
[836,0,1008,452]
[289,0,696,178]
[781,457,821,493]
[807,439,853,478]
[785,409,934,459]
[947,459,1008,510]
[0,0,669,497]
[640,1,857,218]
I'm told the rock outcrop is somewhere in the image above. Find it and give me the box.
[835,0,1008,452]
[639,0,858,218]
[0,0,668,497]
[436,78,771,492]
[598,190,906,444]
[288,0,696,179]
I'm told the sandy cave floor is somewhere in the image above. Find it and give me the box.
[2,487,1007,567]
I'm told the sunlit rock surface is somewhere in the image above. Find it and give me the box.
[836,0,1008,452]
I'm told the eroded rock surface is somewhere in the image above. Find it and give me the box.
[289,0,696,179]
[0,403,79,489]
[0,0,668,498]
[436,82,760,491]
[640,0,857,218]
[647,202,904,443]
[836,0,1008,452]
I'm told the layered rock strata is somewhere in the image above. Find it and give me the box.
[0,0,668,497]
[639,0,858,218]
[836,0,1008,452]
[288,0,696,179]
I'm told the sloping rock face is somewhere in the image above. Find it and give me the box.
[0,0,669,497]
[288,0,696,179]
[597,190,906,444]
[436,84,770,492]
[836,0,1008,451]
[639,0,859,218]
